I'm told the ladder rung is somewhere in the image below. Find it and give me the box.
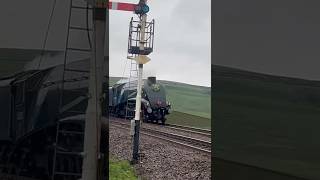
[64,77,89,82]
[56,151,82,156]
[70,26,93,31]
[62,90,87,95]
[60,110,86,114]
[67,48,91,52]
[69,89,87,94]
[65,68,89,73]
[59,109,86,115]
[60,96,88,113]
[64,110,86,114]
[71,6,93,10]
[54,171,82,176]
[59,130,84,135]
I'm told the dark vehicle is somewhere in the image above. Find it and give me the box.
[109,76,171,124]
[0,59,107,180]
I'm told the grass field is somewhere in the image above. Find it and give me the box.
[161,80,211,119]
[0,48,62,77]
[109,157,137,180]
[213,65,320,180]
[213,157,307,180]
[166,111,211,129]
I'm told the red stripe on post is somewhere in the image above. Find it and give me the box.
[96,1,136,12]
[117,2,136,11]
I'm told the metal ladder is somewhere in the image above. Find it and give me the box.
[52,120,85,180]
[124,16,143,120]
[125,55,139,120]
[52,0,93,179]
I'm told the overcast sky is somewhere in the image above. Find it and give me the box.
[110,0,211,87]
[0,0,211,87]
[213,0,320,81]
[3,0,320,85]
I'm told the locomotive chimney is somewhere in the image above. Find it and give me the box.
[147,76,156,84]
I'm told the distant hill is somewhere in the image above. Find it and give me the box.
[0,48,62,77]
[109,77,211,119]
[213,65,320,180]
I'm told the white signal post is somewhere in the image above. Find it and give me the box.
[134,15,147,122]
[132,0,150,164]
[81,0,141,179]
[81,0,150,178]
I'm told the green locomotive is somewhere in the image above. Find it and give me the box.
[109,77,171,124]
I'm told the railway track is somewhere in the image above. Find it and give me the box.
[110,117,211,138]
[165,123,211,137]
[110,121,211,154]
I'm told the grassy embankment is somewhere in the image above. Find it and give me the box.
[213,65,320,180]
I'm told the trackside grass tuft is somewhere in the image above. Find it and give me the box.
[109,157,137,180]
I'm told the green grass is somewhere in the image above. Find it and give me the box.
[214,157,305,180]
[213,65,320,180]
[162,82,211,119]
[109,157,137,180]
[166,111,211,129]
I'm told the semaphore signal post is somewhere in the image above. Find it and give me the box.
[82,0,153,179]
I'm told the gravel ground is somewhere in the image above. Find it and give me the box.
[109,124,212,180]
[111,118,211,142]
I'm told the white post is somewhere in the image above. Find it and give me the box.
[82,5,106,180]
[133,14,147,125]
[132,11,147,163]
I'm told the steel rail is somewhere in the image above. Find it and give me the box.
[165,123,211,134]
[110,122,211,154]
[163,125,211,137]
[110,118,212,137]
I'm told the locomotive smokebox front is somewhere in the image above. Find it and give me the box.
[147,76,156,85]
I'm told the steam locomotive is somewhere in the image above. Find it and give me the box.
[109,76,171,124]
[0,58,108,179]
